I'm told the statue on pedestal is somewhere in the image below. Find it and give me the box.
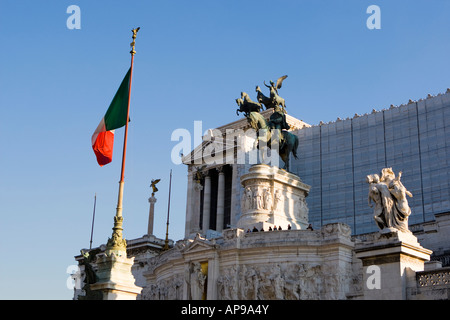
[263,75,287,113]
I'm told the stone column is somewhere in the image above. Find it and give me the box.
[207,252,220,300]
[216,167,225,232]
[147,195,157,236]
[184,168,194,237]
[192,182,203,235]
[202,173,211,234]
[229,164,239,228]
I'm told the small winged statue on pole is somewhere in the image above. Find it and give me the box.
[150,179,161,196]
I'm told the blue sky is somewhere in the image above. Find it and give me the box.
[1,0,450,299]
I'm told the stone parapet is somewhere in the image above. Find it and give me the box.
[141,223,356,300]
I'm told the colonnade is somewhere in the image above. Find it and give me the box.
[185,164,239,237]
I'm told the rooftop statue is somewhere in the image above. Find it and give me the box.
[235,75,298,171]
[366,168,413,232]
[236,92,263,115]
[263,75,287,113]
[255,85,276,110]
[237,75,288,115]
[150,178,161,196]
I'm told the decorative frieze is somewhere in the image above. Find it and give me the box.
[238,164,311,231]
[142,223,355,300]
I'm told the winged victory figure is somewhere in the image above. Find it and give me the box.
[264,75,288,95]
[150,179,161,195]
[262,75,288,112]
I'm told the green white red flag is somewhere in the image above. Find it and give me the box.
[91,68,131,166]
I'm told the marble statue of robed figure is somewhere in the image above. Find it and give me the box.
[366,168,413,232]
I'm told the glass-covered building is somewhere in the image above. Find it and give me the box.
[292,91,450,234]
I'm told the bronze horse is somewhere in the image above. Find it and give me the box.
[245,111,298,172]
[236,92,263,115]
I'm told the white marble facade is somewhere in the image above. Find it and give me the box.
[143,113,360,300]
[75,106,450,300]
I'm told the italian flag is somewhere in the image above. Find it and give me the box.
[92,68,131,166]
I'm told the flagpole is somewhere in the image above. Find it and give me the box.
[89,193,97,250]
[164,169,172,250]
[106,27,140,256]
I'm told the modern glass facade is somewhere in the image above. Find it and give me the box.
[292,92,450,235]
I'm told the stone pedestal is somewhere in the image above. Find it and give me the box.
[355,229,432,300]
[238,164,311,231]
[90,252,142,300]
